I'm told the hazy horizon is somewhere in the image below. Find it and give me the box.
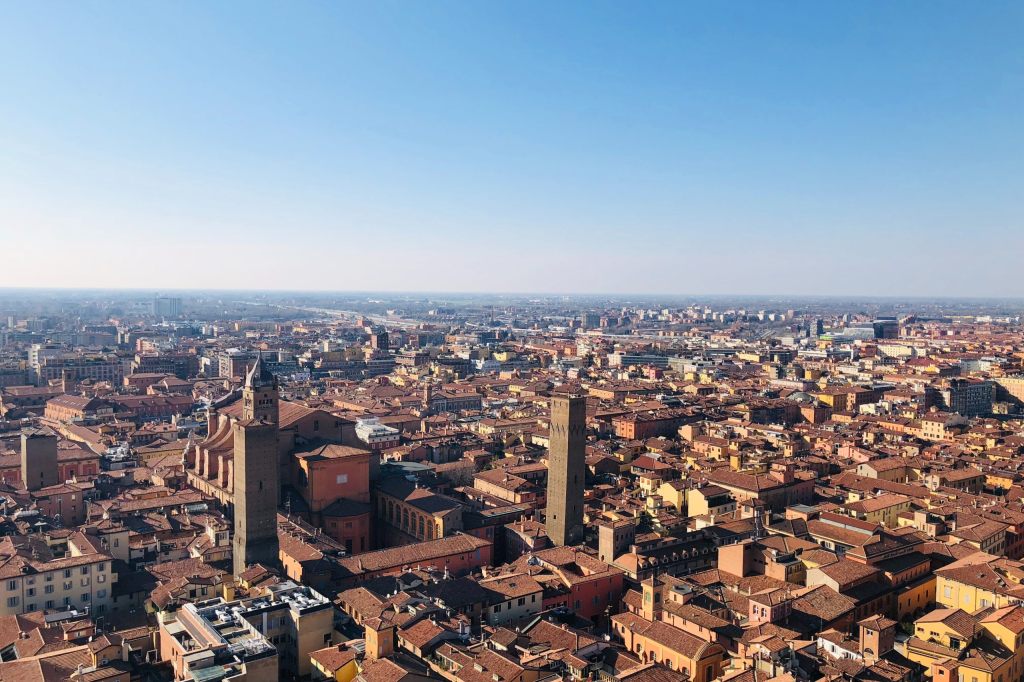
[2,286,1024,306]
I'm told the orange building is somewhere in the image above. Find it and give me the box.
[512,546,625,623]
[292,443,373,554]
[44,395,114,424]
[333,533,492,588]
[611,610,726,681]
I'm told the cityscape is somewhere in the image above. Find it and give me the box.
[2,3,1022,682]
[0,291,1023,682]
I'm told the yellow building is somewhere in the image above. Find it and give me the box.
[686,485,736,518]
[975,607,1024,682]
[907,598,1022,682]
[897,575,936,621]
[842,493,912,528]
[905,607,977,671]
[935,559,1021,612]
[657,480,687,514]
[310,644,359,682]
[985,472,1015,490]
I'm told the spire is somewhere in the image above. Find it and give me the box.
[181,429,196,466]
[242,353,279,423]
[245,353,276,389]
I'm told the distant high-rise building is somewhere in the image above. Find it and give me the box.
[939,378,994,417]
[152,296,182,318]
[232,355,280,575]
[815,319,825,336]
[872,318,899,339]
[546,395,586,546]
[218,348,256,379]
[370,328,390,350]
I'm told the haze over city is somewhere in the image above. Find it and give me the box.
[2,2,1022,295]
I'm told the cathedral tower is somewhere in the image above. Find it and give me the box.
[232,354,280,576]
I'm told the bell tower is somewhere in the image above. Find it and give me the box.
[242,353,279,424]
[232,353,280,576]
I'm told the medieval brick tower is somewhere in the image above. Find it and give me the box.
[232,354,280,576]
[21,427,58,492]
[546,395,586,546]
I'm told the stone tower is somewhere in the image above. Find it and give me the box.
[641,575,662,622]
[242,353,279,424]
[21,428,58,491]
[232,354,280,576]
[546,395,586,546]
[859,616,896,664]
[421,382,434,415]
[597,518,636,564]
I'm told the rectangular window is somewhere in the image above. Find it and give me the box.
[336,474,348,484]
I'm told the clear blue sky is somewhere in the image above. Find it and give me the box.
[0,2,1021,296]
